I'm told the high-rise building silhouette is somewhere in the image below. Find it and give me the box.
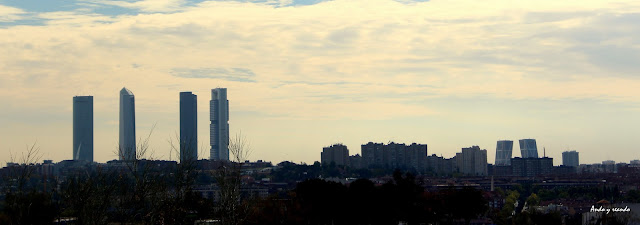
[119,87,136,161]
[361,142,385,167]
[360,142,427,171]
[210,88,229,161]
[321,144,349,166]
[457,146,488,176]
[519,139,539,158]
[511,157,553,177]
[180,92,197,162]
[495,140,513,166]
[562,150,579,167]
[73,96,93,162]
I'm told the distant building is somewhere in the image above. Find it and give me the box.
[361,142,385,168]
[180,92,198,163]
[360,142,427,171]
[406,143,428,172]
[119,88,136,161]
[554,165,577,174]
[519,139,539,158]
[427,154,455,175]
[511,157,553,177]
[349,154,363,169]
[495,140,513,166]
[388,142,406,169]
[562,150,579,167]
[321,144,349,166]
[457,146,488,176]
[491,165,513,176]
[578,164,604,174]
[602,160,616,173]
[578,162,622,174]
[210,88,229,161]
[73,96,93,162]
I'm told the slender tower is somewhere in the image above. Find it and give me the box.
[180,92,198,162]
[210,88,229,161]
[119,87,136,161]
[73,96,93,161]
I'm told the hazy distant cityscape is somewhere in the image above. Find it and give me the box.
[3,87,640,224]
[58,86,640,178]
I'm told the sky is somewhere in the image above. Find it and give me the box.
[1,0,640,165]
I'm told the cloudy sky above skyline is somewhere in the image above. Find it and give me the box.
[1,0,639,165]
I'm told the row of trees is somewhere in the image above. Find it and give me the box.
[0,133,252,225]
[248,171,488,225]
[270,161,407,183]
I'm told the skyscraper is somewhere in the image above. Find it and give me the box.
[180,92,197,162]
[321,144,349,166]
[119,87,136,161]
[562,150,579,167]
[73,96,93,162]
[210,88,229,161]
[495,140,513,166]
[459,146,488,176]
[519,139,539,158]
[361,142,385,167]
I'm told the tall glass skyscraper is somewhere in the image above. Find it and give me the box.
[180,92,197,162]
[73,96,93,162]
[210,88,229,161]
[119,87,136,161]
[495,140,513,166]
[519,139,539,158]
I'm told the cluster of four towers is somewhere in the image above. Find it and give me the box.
[72,88,230,163]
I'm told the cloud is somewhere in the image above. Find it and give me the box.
[3,0,640,112]
[3,0,640,164]
[78,0,187,13]
[0,5,27,22]
[171,68,257,82]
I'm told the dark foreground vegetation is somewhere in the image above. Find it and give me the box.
[248,171,488,225]
[1,143,639,225]
[3,162,639,225]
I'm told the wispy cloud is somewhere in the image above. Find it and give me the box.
[171,68,257,82]
[85,0,187,13]
[0,5,26,22]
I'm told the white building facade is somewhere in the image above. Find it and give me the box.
[210,88,229,161]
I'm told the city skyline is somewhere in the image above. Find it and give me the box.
[2,0,640,165]
[66,89,600,165]
[1,86,634,165]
